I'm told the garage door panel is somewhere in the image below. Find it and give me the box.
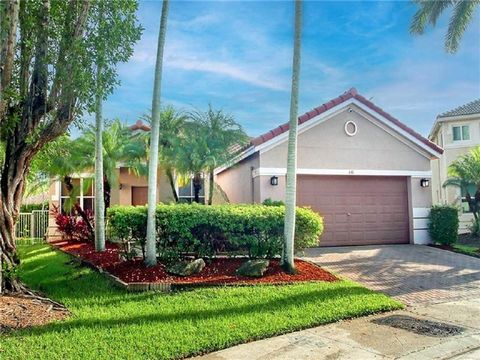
[297,175,409,246]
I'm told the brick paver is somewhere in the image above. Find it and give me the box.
[304,245,480,305]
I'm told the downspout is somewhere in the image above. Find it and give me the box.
[251,166,255,204]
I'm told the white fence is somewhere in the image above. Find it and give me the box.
[15,210,49,243]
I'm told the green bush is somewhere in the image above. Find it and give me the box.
[107,204,323,261]
[20,202,49,213]
[262,198,285,206]
[428,205,459,245]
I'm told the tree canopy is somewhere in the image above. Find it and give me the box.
[0,0,142,293]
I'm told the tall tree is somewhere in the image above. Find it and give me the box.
[410,0,479,53]
[0,0,141,293]
[89,0,142,252]
[142,107,187,202]
[282,0,302,274]
[189,106,248,205]
[146,0,170,267]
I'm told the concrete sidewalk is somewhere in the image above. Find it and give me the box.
[198,298,480,359]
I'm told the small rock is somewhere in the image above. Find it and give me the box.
[236,259,270,278]
[166,259,206,277]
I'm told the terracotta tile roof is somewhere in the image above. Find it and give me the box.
[250,88,443,154]
[130,120,151,132]
[438,98,480,118]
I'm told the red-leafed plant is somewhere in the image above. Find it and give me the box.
[52,205,94,242]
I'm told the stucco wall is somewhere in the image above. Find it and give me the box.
[260,106,432,172]
[116,167,174,205]
[215,154,259,204]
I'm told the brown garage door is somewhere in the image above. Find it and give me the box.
[131,186,148,206]
[297,175,409,246]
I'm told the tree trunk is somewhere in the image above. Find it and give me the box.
[0,0,20,120]
[208,169,214,205]
[94,64,105,252]
[193,173,202,203]
[104,177,111,211]
[0,200,24,293]
[166,167,179,202]
[282,0,302,274]
[145,0,169,267]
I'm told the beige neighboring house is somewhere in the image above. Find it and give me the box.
[215,88,443,247]
[47,121,206,241]
[429,98,480,233]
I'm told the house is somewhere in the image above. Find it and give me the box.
[429,98,480,233]
[215,88,443,246]
[46,121,206,240]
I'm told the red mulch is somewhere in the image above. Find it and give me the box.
[50,240,338,285]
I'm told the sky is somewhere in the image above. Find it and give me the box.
[95,0,480,138]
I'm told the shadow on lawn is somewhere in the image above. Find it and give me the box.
[7,285,380,339]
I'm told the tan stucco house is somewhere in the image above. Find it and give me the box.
[429,98,480,233]
[215,88,443,246]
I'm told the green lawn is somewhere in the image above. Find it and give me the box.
[0,244,402,359]
[453,244,480,258]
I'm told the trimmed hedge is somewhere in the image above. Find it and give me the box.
[428,205,459,245]
[107,204,323,261]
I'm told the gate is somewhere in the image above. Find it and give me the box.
[14,210,49,243]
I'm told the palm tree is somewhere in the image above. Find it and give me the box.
[73,119,147,210]
[189,106,248,205]
[142,107,187,202]
[444,146,480,219]
[283,0,302,274]
[145,0,170,267]
[410,0,479,53]
[94,64,106,252]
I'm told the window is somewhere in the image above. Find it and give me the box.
[453,125,470,141]
[461,184,477,213]
[178,177,205,203]
[60,178,95,214]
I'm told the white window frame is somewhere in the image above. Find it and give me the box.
[59,177,95,213]
[452,124,470,142]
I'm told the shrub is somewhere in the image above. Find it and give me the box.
[52,205,93,242]
[428,205,459,245]
[262,198,285,206]
[20,201,49,213]
[468,218,480,237]
[107,204,323,261]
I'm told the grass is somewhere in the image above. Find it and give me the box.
[452,244,480,258]
[0,244,403,359]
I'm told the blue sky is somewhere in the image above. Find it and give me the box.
[96,0,480,138]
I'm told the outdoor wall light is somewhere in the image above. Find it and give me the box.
[119,183,123,190]
[270,176,279,186]
[420,178,430,188]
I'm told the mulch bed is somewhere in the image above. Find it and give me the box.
[50,240,338,285]
[0,295,69,333]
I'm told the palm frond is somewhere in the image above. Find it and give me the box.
[445,0,479,53]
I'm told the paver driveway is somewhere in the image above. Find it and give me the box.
[304,245,480,305]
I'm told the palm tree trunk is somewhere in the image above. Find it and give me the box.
[208,169,214,205]
[94,65,105,252]
[166,167,179,202]
[193,173,202,203]
[103,177,111,211]
[282,0,302,274]
[145,0,169,267]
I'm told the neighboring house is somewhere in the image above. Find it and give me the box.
[215,88,443,247]
[46,121,206,240]
[429,98,480,233]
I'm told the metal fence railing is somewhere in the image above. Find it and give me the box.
[14,210,49,243]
